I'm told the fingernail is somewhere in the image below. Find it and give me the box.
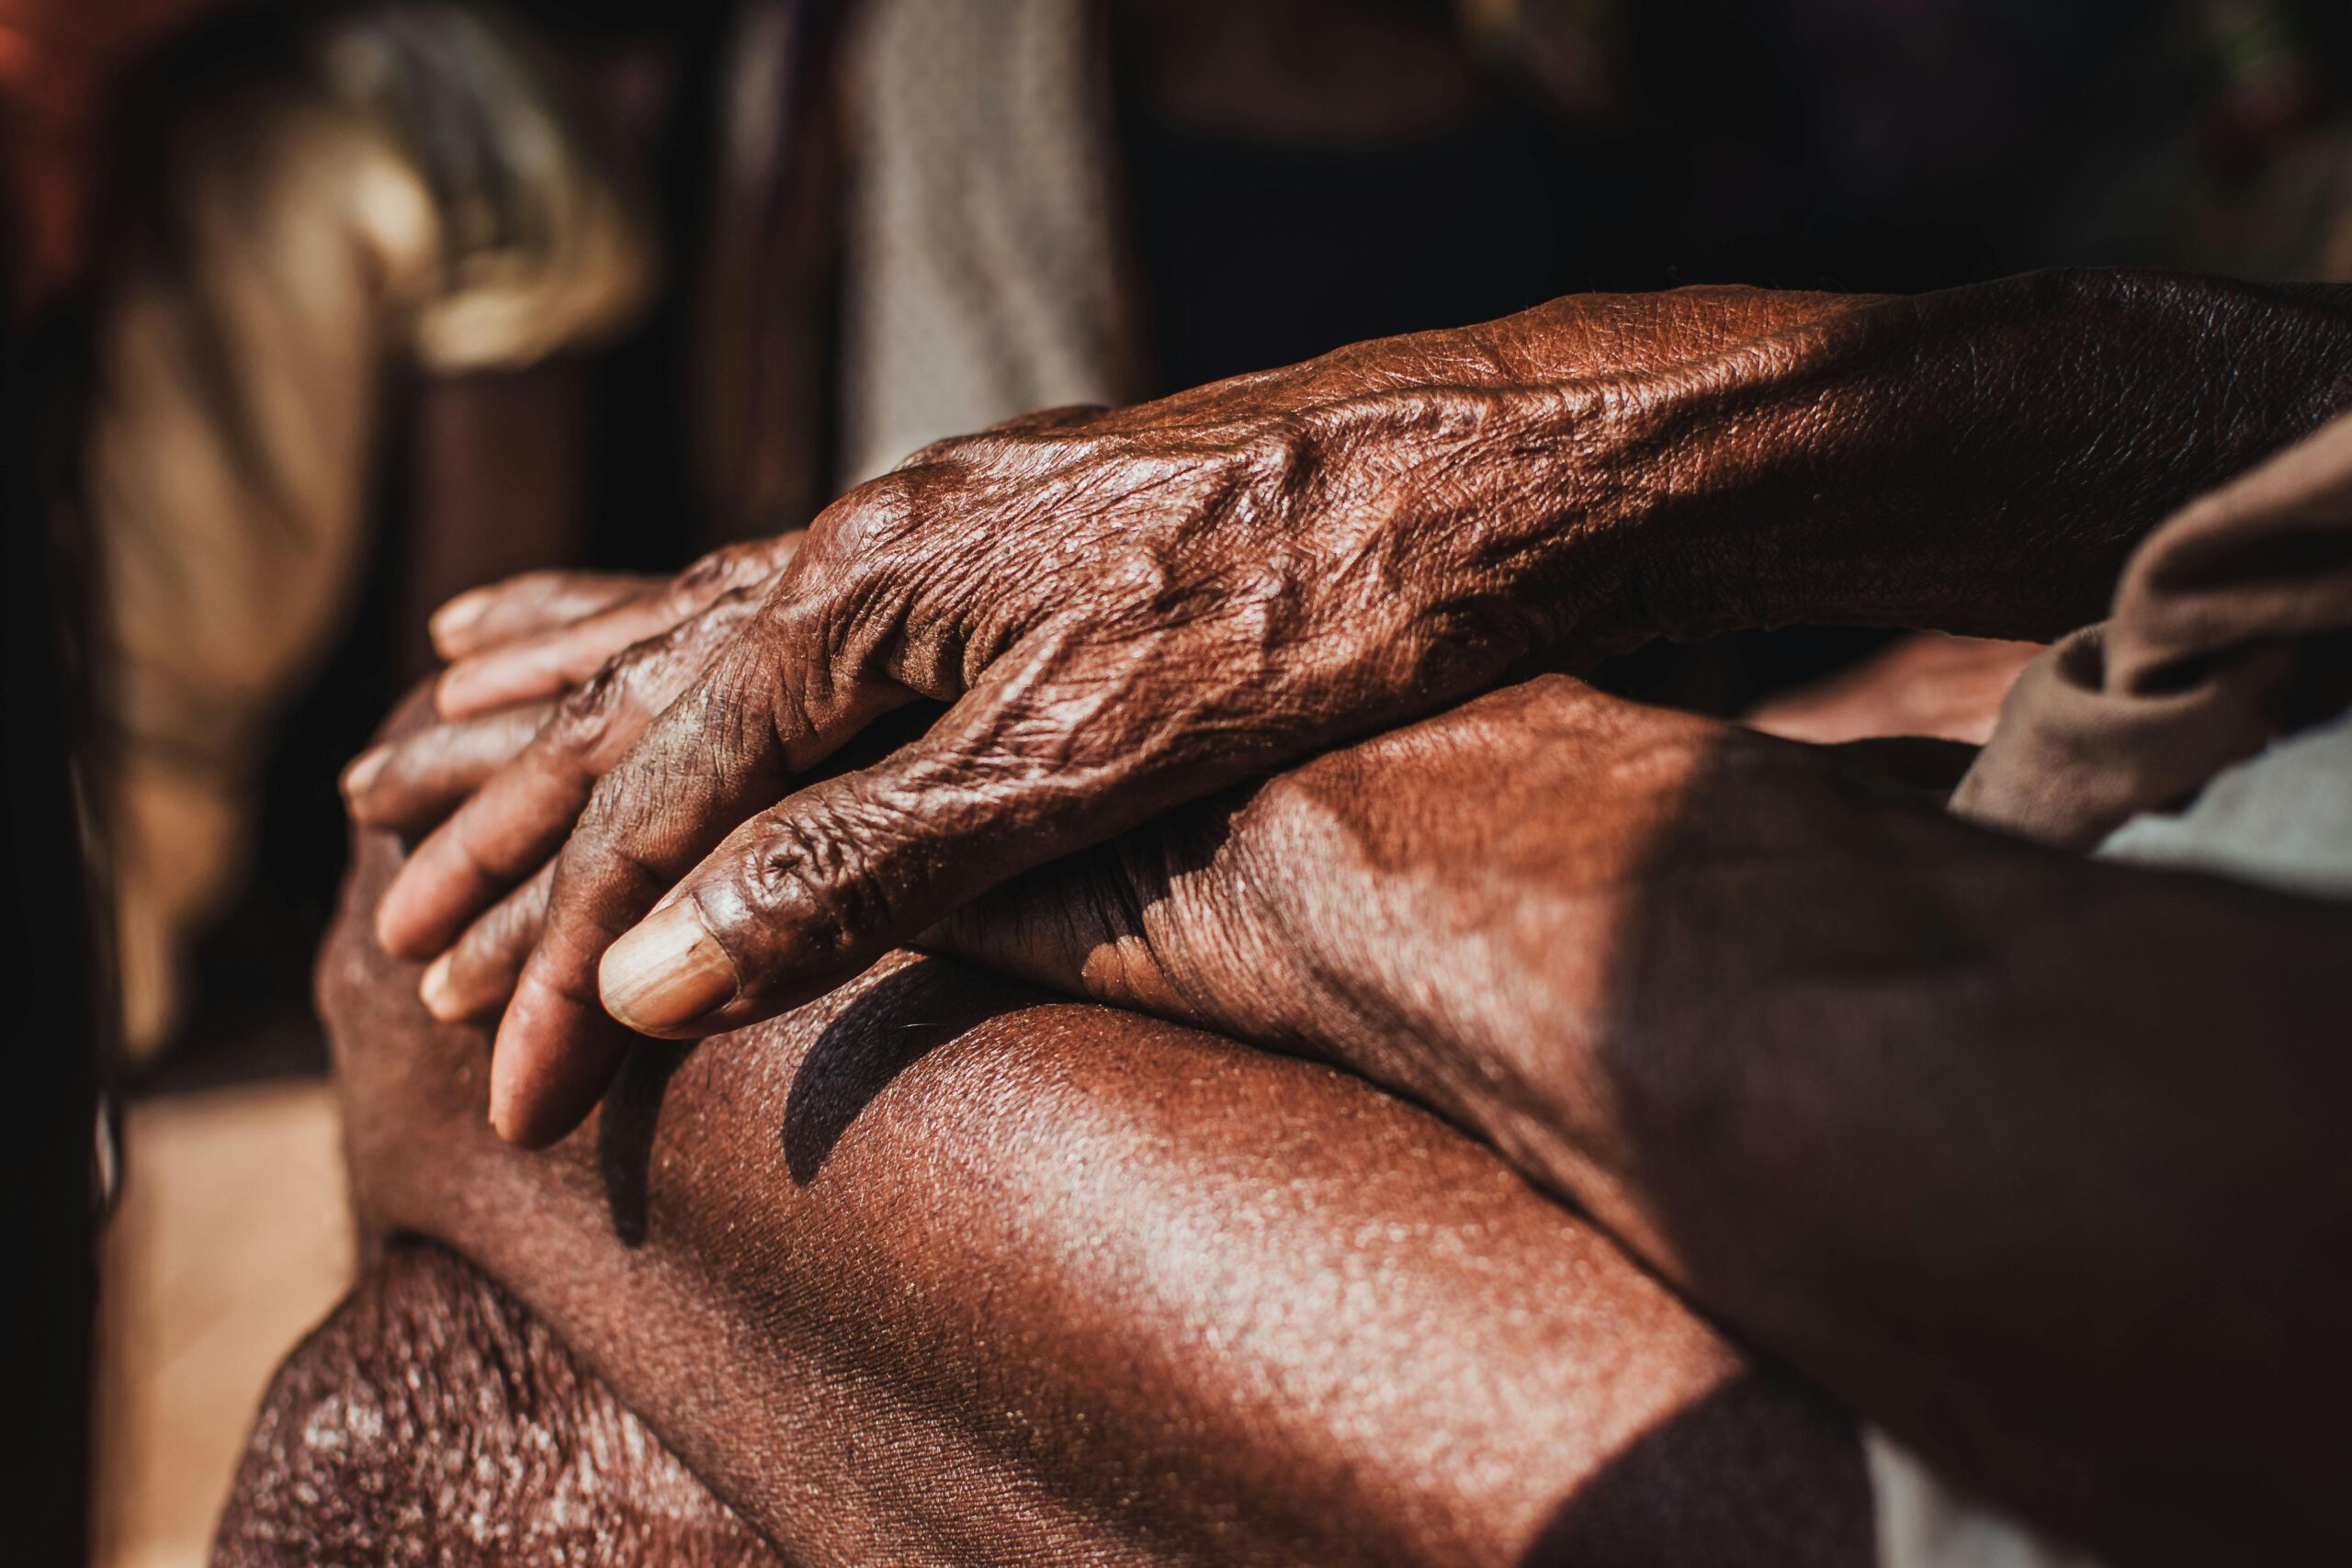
[486,1001,536,1143]
[600,899,739,1032]
[419,952,463,1021]
[430,589,492,650]
[342,745,390,804]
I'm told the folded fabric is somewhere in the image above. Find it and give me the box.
[1954,408,2352,849]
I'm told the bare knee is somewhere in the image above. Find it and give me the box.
[212,1245,779,1568]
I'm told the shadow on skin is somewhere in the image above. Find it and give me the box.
[595,955,1046,1228]
[780,958,1035,1184]
[1596,726,2352,1565]
[323,686,1881,1563]
[597,1041,689,1247]
[1519,1371,1869,1566]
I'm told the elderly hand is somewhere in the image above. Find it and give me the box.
[426,534,805,716]
[483,339,1690,1140]
[370,273,2350,1145]
[345,536,802,1021]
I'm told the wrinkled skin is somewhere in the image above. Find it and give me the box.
[425,533,808,717]
[213,1246,783,1568]
[311,694,1875,1567]
[323,666,2352,1562]
[356,271,2352,1147]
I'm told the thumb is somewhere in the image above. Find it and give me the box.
[595,681,1196,1038]
[923,837,1202,1023]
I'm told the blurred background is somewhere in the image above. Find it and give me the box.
[4,1,2348,1562]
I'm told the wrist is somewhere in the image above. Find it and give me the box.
[1465,271,2352,655]
[1367,320,1848,661]
[1283,287,1906,664]
[1172,681,1716,1189]
[1649,272,2352,642]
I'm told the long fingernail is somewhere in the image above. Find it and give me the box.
[419,952,464,1021]
[341,745,390,804]
[430,589,492,651]
[600,900,739,1032]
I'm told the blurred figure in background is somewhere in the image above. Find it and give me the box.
[66,4,657,1054]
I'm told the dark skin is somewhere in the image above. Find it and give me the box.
[352,271,2352,1148]
[322,705,1875,1565]
[349,655,2352,1564]
[943,676,2352,1565]
[214,1246,786,1568]
[336,274,2352,1559]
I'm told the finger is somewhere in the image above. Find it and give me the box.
[379,589,770,961]
[430,571,653,660]
[595,638,1225,1041]
[488,604,919,1146]
[436,535,805,717]
[436,593,718,718]
[374,694,607,962]
[921,840,1168,1010]
[343,704,553,833]
[420,863,554,1022]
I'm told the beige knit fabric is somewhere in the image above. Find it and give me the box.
[91,5,652,1051]
[835,0,1146,485]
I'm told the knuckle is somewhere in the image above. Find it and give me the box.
[638,614,712,679]
[809,473,926,562]
[1002,401,1107,434]
[1243,413,1316,474]
[667,540,771,610]
[748,566,910,702]
[889,415,1094,475]
[676,583,767,654]
[573,759,650,843]
[732,795,907,957]
[678,644,781,744]
[551,661,627,750]
[892,432,974,472]
[1224,416,1317,516]
[671,547,737,598]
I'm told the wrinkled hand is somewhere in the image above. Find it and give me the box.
[489,361,1641,1144]
[345,536,803,1022]
[926,674,1722,1130]
[386,270,2332,1146]
[427,534,804,716]
[367,288,1884,1145]
[932,675,1978,1105]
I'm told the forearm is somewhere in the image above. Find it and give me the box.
[1457,723,2352,1558]
[1460,270,2352,649]
[946,677,2352,1563]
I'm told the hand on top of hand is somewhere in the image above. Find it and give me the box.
[351,283,2027,1148]
[343,534,802,1020]
[370,347,1639,1145]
